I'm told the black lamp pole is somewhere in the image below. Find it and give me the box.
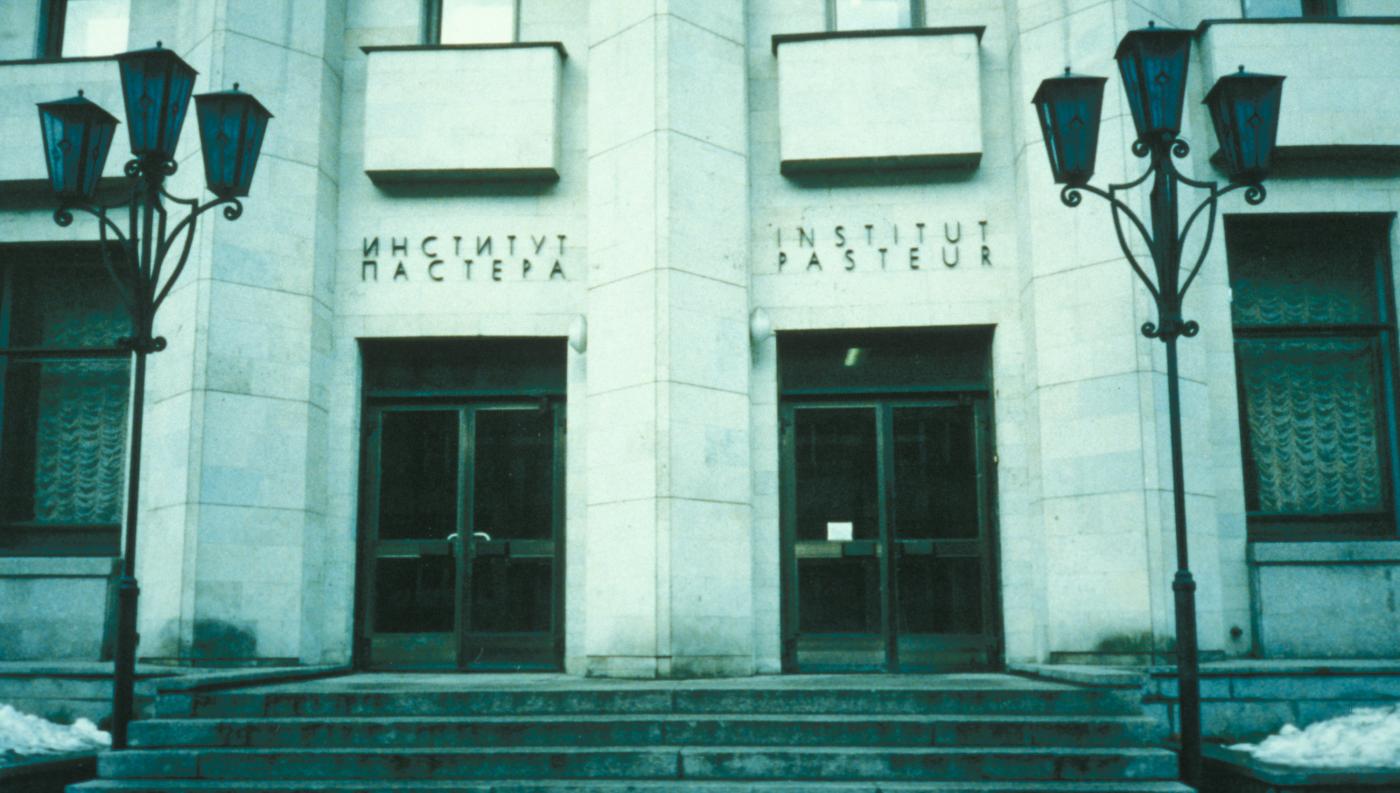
[1032,23,1284,789]
[37,43,271,749]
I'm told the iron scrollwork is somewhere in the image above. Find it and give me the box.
[1058,137,1264,342]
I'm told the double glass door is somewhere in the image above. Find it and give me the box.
[781,399,997,671]
[360,401,564,670]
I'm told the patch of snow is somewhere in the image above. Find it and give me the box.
[1230,705,1400,768]
[0,704,110,757]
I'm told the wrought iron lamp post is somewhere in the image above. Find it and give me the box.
[37,43,271,749]
[1032,23,1283,788]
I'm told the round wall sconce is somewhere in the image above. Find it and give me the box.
[749,308,773,345]
[568,315,588,353]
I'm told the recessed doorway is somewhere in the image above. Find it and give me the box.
[779,328,1000,672]
[355,339,565,671]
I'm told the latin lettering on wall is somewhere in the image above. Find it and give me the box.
[774,219,993,273]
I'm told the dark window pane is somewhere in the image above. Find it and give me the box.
[473,409,553,541]
[362,339,566,397]
[892,406,978,540]
[373,556,454,633]
[1229,220,1378,327]
[779,328,992,395]
[1,359,128,524]
[470,557,551,633]
[377,411,458,540]
[1,263,129,533]
[897,555,982,634]
[793,408,879,541]
[1238,338,1385,515]
[798,558,880,633]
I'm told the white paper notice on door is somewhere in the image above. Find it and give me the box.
[826,521,854,542]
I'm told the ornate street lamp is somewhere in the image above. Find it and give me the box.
[37,42,271,750]
[1032,22,1283,789]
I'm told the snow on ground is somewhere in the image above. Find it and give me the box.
[0,704,110,757]
[1230,705,1400,768]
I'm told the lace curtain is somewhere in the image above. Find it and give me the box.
[16,268,129,524]
[1237,338,1384,515]
[1230,219,1386,517]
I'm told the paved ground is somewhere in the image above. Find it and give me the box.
[235,672,1083,695]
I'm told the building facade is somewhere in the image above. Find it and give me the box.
[1,0,1399,678]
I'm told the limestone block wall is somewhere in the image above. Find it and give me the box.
[0,558,116,661]
[330,0,590,668]
[1198,20,1400,154]
[582,0,754,678]
[362,44,565,181]
[114,0,347,666]
[749,0,1032,666]
[0,59,126,185]
[775,29,984,173]
[1250,543,1400,659]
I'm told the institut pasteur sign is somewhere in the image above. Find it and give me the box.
[4,2,1400,789]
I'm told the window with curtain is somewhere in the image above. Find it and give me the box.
[827,0,924,31]
[0,247,130,556]
[425,0,517,45]
[1241,0,1338,18]
[1227,215,1399,539]
[39,0,131,58]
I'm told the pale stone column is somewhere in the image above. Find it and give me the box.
[132,0,341,664]
[1008,0,1230,663]
[583,0,754,677]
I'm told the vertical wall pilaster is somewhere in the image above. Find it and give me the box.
[584,0,754,677]
[134,0,343,664]
[1007,0,1232,662]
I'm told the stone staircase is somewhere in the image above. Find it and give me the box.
[70,673,1193,792]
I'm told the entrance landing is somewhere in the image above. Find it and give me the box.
[77,670,1192,791]
[234,672,1082,695]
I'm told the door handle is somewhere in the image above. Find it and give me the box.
[473,531,492,542]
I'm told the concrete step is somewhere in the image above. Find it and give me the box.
[97,746,1180,782]
[70,779,1197,792]
[175,687,1141,719]
[128,713,1161,749]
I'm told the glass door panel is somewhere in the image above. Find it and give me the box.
[366,409,462,667]
[362,403,564,671]
[890,404,993,670]
[461,405,561,669]
[788,406,885,669]
[782,399,996,672]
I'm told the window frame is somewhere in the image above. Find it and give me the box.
[824,0,926,32]
[0,245,130,557]
[36,0,68,58]
[1227,213,1400,542]
[422,0,521,46]
[1240,0,1339,19]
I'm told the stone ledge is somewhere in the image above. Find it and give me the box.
[1008,663,1147,689]
[1204,742,1400,789]
[1248,541,1400,565]
[0,557,116,577]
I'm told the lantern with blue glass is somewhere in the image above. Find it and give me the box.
[1031,24,1283,792]
[35,42,271,754]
